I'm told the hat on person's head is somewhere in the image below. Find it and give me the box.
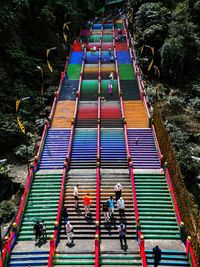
[120,197,123,200]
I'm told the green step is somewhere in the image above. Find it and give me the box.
[118,65,135,80]
[140,216,177,221]
[27,204,58,208]
[24,212,56,217]
[67,64,82,80]
[25,208,57,212]
[141,225,178,229]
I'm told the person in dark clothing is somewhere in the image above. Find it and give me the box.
[118,223,127,249]
[152,245,162,267]
[34,221,43,242]
[63,207,69,225]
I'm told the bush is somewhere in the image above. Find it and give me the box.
[0,200,15,223]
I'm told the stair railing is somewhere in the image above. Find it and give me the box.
[129,164,147,267]
[164,164,199,266]
[95,91,101,267]
[47,167,68,267]
[151,124,163,164]
[186,238,198,267]
[47,104,75,267]
[95,165,100,267]
[164,165,182,224]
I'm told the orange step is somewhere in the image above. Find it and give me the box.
[124,100,148,128]
[52,101,75,128]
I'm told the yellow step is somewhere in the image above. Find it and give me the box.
[124,100,148,128]
[52,101,75,128]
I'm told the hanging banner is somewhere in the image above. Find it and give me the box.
[151,47,154,56]
[46,47,56,73]
[16,100,21,112]
[148,58,154,72]
[140,45,144,55]
[63,23,69,42]
[17,117,26,134]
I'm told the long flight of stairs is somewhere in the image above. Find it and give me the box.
[18,171,62,241]
[128,129,160,169]
[39,129,70,170]
[100,129,128,168]
[100,170,136,239]
[134,172,180,239]
[59,169,96,240]
[70,128,97,169]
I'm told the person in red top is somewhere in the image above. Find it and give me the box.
[83,193,91,217]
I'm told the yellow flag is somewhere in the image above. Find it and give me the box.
[46,49,53,73]
[63,23,69,43]
[17,117,26,134]
[157,68,160,78]
[148,59,154,72]
[16,100,21,112]
[140,45,144,55]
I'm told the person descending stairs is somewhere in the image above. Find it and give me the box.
[99,169,141,265]
[53,169,96,265]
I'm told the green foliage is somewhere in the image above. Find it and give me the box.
[168,95,184,111]
[160,1,200,80]
[0,164,10,181]
[135,2,171,47]
[0,200,15,223]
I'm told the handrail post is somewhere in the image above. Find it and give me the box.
[186,236,191,256]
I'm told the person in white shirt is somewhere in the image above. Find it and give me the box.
[93,45,96,52]
[117,197,125,219]
[73,184,79,208]
[65,221,74,245]
[114,183,123,202]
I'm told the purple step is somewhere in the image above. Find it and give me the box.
[128,129,160,169]
[39,129,70,170]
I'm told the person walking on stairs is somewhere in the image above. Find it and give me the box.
[152,245,162,267]
[33,221,43,242]
[102,202,109,222]
[109,71,114,83]
[108,82,113,96]
[114,182,123,202]
[117,196,125,219]
[73,184,79,208]
[107,196,115,218]
[62,207,68,225]
[118,223,127,249]
[66,221,74,246]
[83,193,91,217]
[40,220,47,240]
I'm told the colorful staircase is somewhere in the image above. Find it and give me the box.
[134,172,180,239]
[100,129,128,168]
[70,129,97,169]
[18,172,63,241]
[128,129,160,169]
[123,101,148,128]
[51,101,75,128]
[76,101,98,128]
[39,129,70,169]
